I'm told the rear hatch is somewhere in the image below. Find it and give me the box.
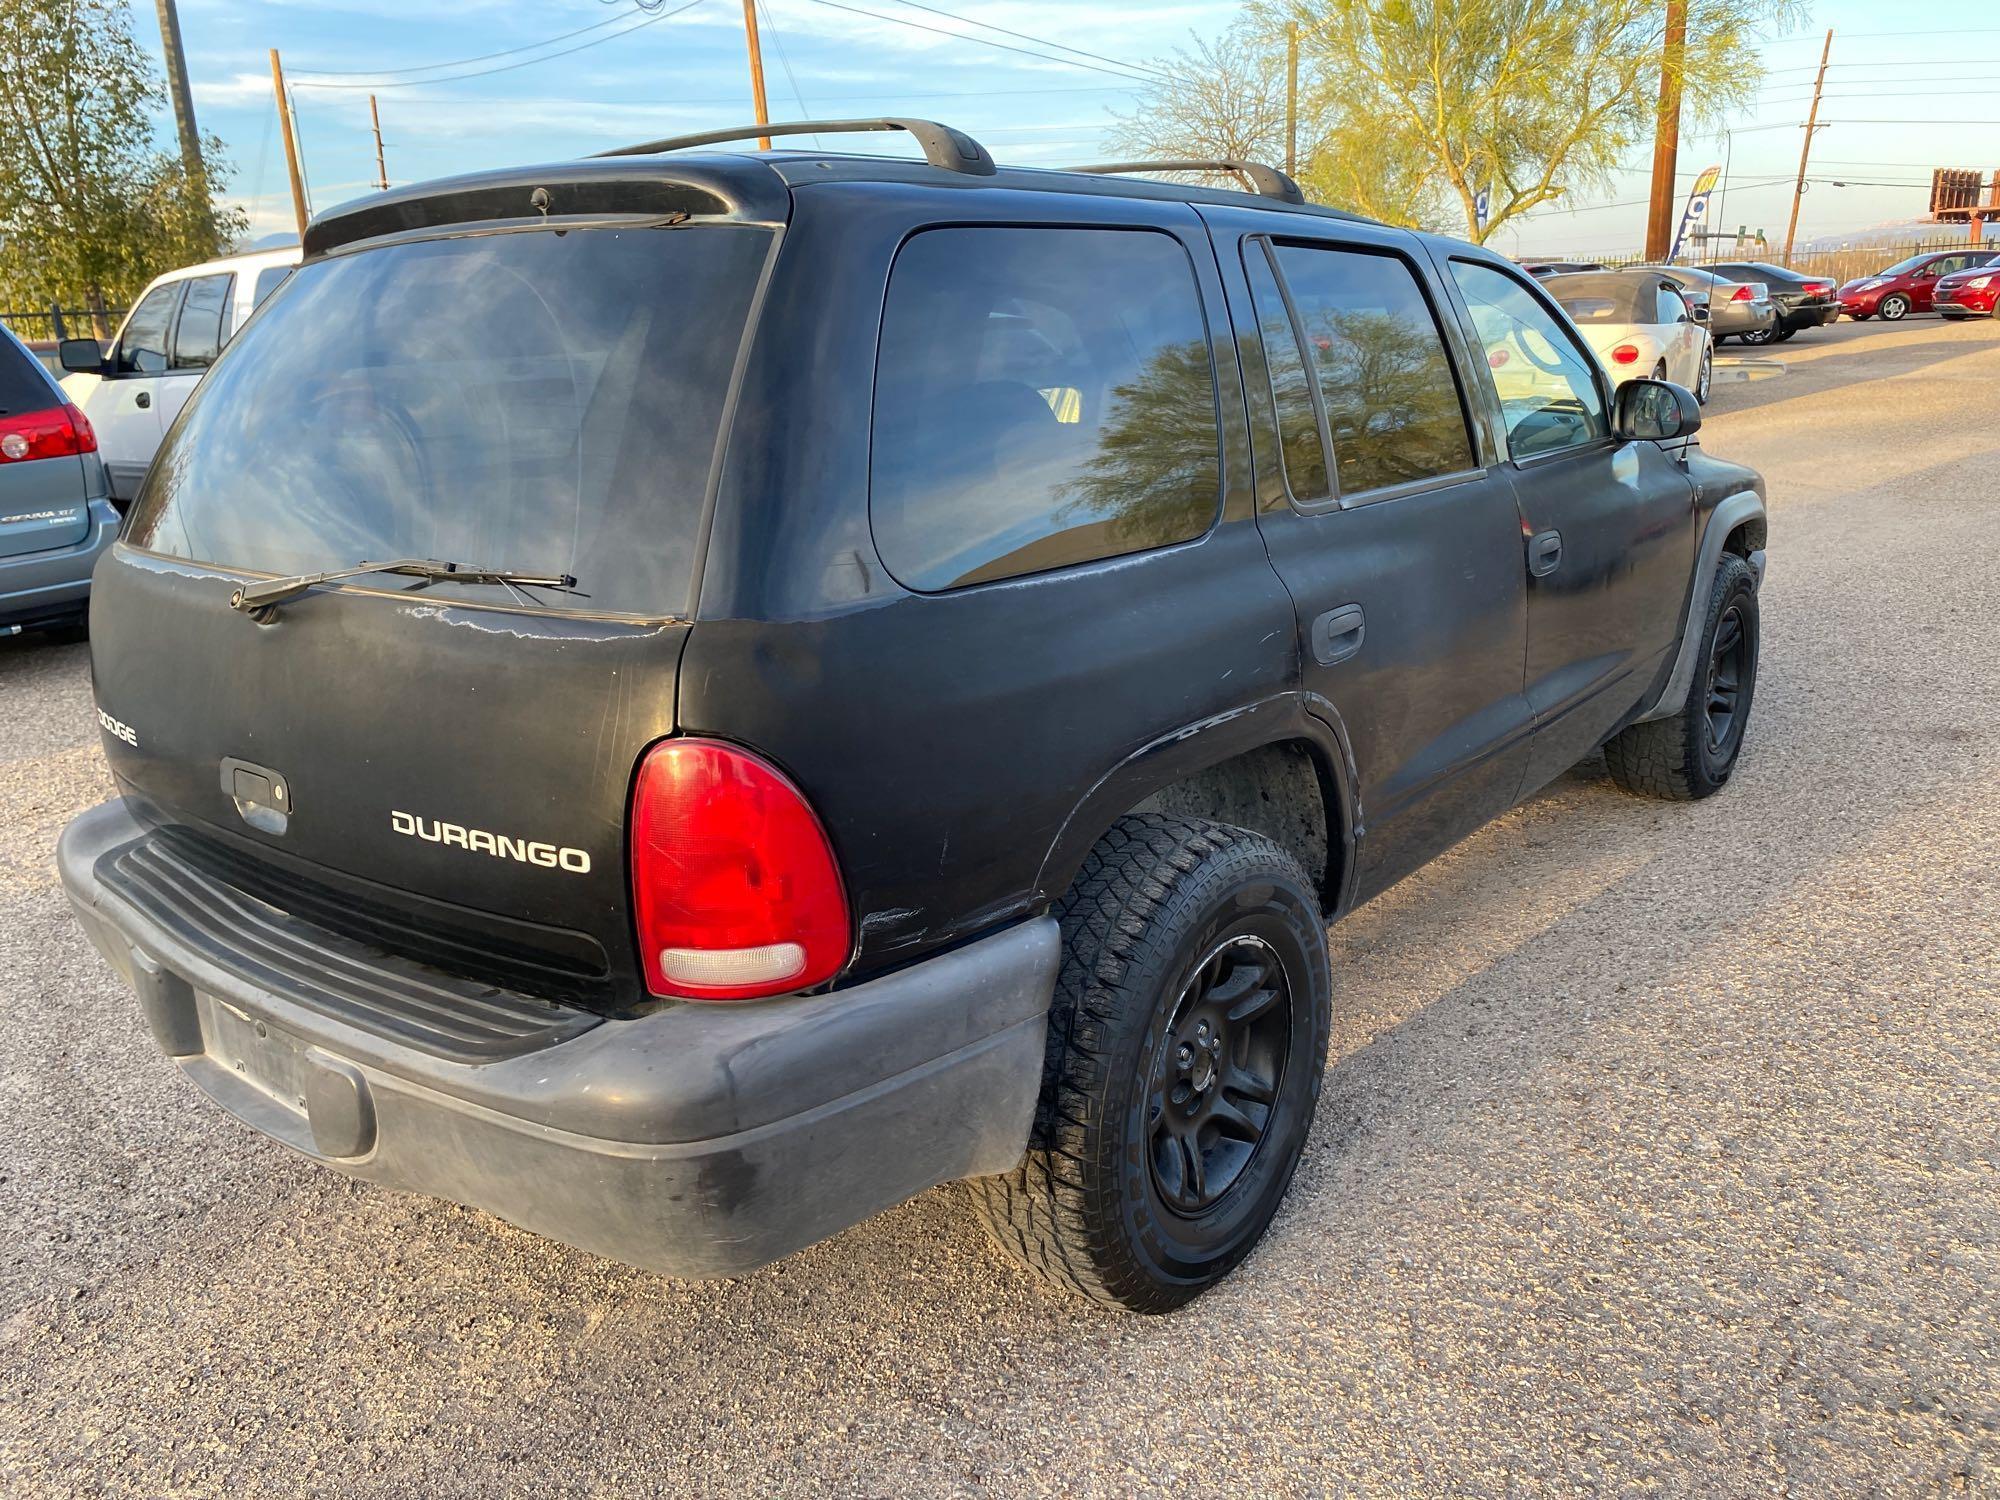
[0,339,91,558]
[89,164,783,1011]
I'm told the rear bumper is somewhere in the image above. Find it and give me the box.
[58,797,1059,1277]
[0,500,117,630]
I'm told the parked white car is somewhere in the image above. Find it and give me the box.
[60,246,301,502]
[1543,269,1713,404]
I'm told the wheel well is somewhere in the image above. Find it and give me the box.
[1128,740,1343,913]
[1724,513,1767,557]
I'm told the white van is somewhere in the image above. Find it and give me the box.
[61,246,302,501]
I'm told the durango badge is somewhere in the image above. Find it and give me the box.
[390,810,591,873]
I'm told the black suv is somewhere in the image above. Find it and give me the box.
[59,120,1768,1312]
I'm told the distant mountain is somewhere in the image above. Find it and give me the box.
[1800,218,1999,251]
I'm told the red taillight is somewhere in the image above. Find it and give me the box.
[628,738,850,1001]
[1611,344,1640,365]
[1487,348,1510,368]
[0,403,95,464]
[1803,281,1831,296]
[1730,284,1754,302]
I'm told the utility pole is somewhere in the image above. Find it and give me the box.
[1285,25,1299,177]
[270,50,310,239]
[153,0,216,247]
[1782,29,1834,264]
[741,0,771,149]
[1643,0,1688,262]
[369,94,390,190]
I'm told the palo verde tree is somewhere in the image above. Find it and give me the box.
[1109,24,1446,229]
[1264,0,1797,243]
[0,0,243,329]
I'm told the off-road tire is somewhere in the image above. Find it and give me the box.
[1604,552,1759,800]
[970,815,1331,1313]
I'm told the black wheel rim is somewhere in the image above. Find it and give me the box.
[1147,935,1293,1217]
[1704,603,1748,757]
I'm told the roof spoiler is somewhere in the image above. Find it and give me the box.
[591,117,997,177]
[1065,159,1307,205]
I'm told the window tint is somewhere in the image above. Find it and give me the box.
[127,225,772,617]
[0,335,56,415]
[253,264,292,308]
[1451,260,1608,461]
[115,283,180,374]
[1656,284,1687,324]
[1269,244,1473,495]
[870,227,1220,592]
[171,273,233,369]
[1243,243,1329,505]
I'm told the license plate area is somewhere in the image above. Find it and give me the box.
[198,993,310,1115]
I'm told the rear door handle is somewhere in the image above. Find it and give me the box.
[1311,603,1366,665]
[1527,529,1562,577]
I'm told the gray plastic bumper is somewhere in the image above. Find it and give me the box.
[0,501,117,628]
[58,797,1058,1278]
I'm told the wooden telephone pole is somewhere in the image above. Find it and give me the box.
[269,49,310,238]
[741,0,771,149]
[1643,0,1688,262]
[369,94,390,190]
[1782,29,1835,263]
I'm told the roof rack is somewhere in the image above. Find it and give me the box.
[1066,159,1306,206]
[590,117,996,177]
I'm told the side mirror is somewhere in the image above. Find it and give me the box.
[58,337,105,373]
[1613,378,1702,442]
[1691,304,1711,324]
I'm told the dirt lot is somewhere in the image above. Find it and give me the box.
[2,317,1996,1497]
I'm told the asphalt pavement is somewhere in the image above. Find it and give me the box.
[1,316,1996,1496]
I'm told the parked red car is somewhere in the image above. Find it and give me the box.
[1933,262,2000,318]
[1840,249,2000,321]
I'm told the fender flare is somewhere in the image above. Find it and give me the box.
[1636,490,1767,723]
[1032,693,1359,915]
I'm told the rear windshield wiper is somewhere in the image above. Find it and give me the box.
[230,558,580,616]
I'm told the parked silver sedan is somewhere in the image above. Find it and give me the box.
[1635,264,1775,345]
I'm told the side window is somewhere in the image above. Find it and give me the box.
[1449,260,1609,462]
[114,283,181,375]
[171,274,234,370]
[1242,242,1330,505]
[1268,244,1474,496]
[870,226,1220,592]
[252,264,293,308]
[1657,284,1688,324]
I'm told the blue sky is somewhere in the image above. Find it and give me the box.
[153,0,2000,256]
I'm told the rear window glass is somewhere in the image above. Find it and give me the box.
[127,225,771,617]
[869,226,1220,592]
[0,336,55,415]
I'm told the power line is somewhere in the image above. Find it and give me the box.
[293,4,649,78]
[795,0,1157,82]
[293,0,707,90]
[366,82,1144,107]
[870,0,1163,80]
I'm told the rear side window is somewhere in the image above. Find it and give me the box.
[172,273,234,369]
[1243,243,1330,505]
[115,283,180,374]
[128,225,772,617]
[870,226,1220,592]
[1267,244,1474,496]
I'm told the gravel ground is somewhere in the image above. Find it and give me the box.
[2,317,1996,1497]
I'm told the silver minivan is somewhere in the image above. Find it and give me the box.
[0,321,116,634]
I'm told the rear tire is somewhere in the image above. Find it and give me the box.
[1695,345,1712,404]
[1774,324,1798,342]
[971,815,1331,1313]
[1604,553,1760,801]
